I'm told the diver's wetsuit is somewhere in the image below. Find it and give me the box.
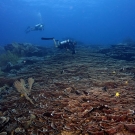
[57,40,76,54]
[34,24,44,31]
[25,24,44,33]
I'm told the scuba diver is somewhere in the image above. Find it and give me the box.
[25,23,44,33]
[41,37,77,54]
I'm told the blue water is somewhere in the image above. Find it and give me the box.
[0,0,135,46]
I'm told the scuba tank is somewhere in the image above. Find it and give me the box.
[60,39,70,44]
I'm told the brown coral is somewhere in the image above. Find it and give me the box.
[1,47,135,134]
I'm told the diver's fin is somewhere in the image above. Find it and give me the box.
[41,37,54,40]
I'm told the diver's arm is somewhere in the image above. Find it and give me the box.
[30,27,35,31]
[53,38,58,47]
[25,26,33,33]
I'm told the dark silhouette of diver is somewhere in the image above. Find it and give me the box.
[41,37,77,54]
[25,23,44,33]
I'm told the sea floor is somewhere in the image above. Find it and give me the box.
[0,47,135,135]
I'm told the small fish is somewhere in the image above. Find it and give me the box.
[125,81,128,84]
[20,94,24,97]
[115,92,120,97]
[112,71,116,74]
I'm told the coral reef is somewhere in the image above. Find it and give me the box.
[99,42,135,60]
[0,42,50,73]
[0,47,135,134]
[0,78,15,87]
[0,51,19,67]
[4,42,48,57]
